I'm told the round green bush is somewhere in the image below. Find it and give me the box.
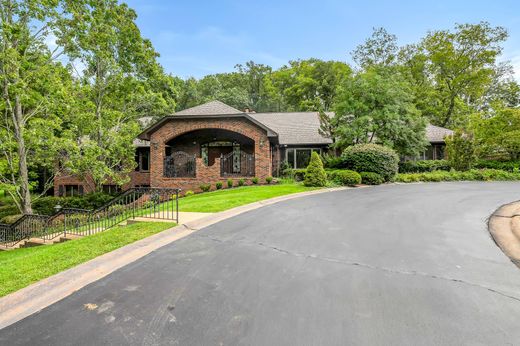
[341,144,399,182]
[304,152,327,187]
[184,190,194,197]
[215,182,223,189]
[360,172,384,185]
[227,179,233,188]
[331,170,361,186]
[265,176,273,184]
[252,177,259,184]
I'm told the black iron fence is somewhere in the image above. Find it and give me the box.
[164,151,196,178]
[0,187,180,249]
[220,151,255,177]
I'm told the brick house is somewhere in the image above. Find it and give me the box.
[54,100,453,196]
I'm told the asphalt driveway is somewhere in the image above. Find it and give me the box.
[2,182,520,345]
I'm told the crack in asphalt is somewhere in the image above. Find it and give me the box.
[194,233,520,304]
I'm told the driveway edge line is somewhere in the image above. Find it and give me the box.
[0,186,349,330]
[488,200,520,268]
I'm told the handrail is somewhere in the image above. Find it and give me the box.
[0,187,180,249]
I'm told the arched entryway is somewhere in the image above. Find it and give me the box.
[164,128,255,177]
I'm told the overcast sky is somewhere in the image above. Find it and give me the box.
[125,0,520,79]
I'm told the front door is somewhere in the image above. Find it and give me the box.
[208,146,232,166]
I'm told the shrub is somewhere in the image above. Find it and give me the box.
[1,214,22,224]
[445,130,477,171]
[330,170,361,186]
[399,160,451,173]
[184,190,194,197]
[199,184,211,192]
[395,169,520,183]
[32,192,114,215]
[280,161,293,177]
[341,144,399,182]
[291,169,307,181]
[474,160,520,172]
[237,179,245,187]
[321,153,343,169]
[360,172,384,185]
[266,176,273,184]
[227,179,233,188]
[252,177,259,184]
[215,182,223,190]
[303,152,327,187]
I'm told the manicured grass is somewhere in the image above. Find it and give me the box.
[177,183,318,213]
[0,221,176,297]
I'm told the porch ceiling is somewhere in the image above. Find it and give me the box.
[166,128,255,146]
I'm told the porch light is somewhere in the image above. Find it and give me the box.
[54,204,62,213]
[151,141,159,149]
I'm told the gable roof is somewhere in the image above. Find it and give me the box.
[426,124,454,143]
[174,100,242,115]
[249,112,333,145]
[137,101,454,145]
[137,101,277,140]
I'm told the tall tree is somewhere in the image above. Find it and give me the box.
[352,27,399,69]
[59,0,174,190]
[0,0,75,213]
[332,67,427,156]
[414,22,509,128]
[270,59,352,111]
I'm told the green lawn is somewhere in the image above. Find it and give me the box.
[177,183,318,213]
[0,221,175,297]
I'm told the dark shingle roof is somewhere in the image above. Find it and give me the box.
[249,112,333,145]
[174,100,242,115]
[426,124,454,143]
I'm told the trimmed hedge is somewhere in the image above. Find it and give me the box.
[328,169,361,186]
[395,169,520,183]
[304,152,327,187]
[360,172,384,185]
[32,192,114,215]
[341,144,399,182]
[399,160,451,173]
[474,160,520,172]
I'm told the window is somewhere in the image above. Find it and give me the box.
[135,147,150,172]
[62,185,83,197]
[286,148,322,169]
[102,184,121,195]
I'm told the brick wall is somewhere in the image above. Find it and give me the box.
[150,117,272,192]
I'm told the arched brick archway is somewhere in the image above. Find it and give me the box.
[148,117,272,190]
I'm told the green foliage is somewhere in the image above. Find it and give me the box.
[237,179,245,187]
[227,179,233,188]
[470,107,520,160]
[360,172,384,185]
[303,152,327,187]
[332,67,427,156]
[445,131,477,171]
[199,184,211,192]
[411,22,509,128]
[327,170,361,186]
[321,153,343,169]
[0,214,22,224]
[32,192,114,215]
[474,160,520,172]
[395,169,520,183]
[184,190,194,197]
[266,176,273,184]
[399,160,451,173]
[215,182,223,190]
[292,169,307,182]
[252,177,259,184]
[341,144,399,181]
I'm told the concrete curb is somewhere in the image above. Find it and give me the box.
[0,186,350,330]
[488,200,520,268]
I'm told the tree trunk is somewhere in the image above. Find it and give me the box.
[13,95,33,214]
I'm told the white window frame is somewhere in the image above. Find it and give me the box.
[285,148,322,169]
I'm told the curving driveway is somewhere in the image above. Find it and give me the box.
[2,182,520,345]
